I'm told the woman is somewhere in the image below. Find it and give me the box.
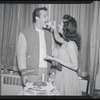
[46,14,82,95]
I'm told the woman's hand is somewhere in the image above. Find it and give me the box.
[50,21,57,31]
[45,55,57,61]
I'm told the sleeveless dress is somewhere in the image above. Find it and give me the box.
[53,41,82,96]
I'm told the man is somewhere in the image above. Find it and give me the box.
[17,7,55,86]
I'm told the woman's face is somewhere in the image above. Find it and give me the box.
[58,20,63,35]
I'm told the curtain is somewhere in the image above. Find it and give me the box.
[0,4,20,71]
[0,4,4,63]
[0,4,4,95]
[88,1,100,96]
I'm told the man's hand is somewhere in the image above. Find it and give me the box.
[22,76,29,86]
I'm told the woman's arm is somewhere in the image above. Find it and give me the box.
[51,21,64,43]
[53,29,64,43]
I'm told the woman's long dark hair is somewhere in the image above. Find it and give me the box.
[62,15,81,50]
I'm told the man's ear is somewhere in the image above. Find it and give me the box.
[36,16,39,21]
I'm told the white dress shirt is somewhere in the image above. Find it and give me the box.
[36,28,47,68]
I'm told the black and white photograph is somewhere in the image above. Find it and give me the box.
[0,0,100,99]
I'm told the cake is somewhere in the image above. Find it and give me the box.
[24,81,57,95]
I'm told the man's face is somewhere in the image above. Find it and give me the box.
[38,10,49,28]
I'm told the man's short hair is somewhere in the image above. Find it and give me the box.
[32,7,47,23]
